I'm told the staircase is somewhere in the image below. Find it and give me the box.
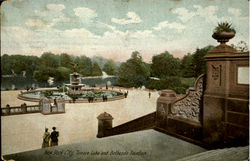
[176,146,249,161]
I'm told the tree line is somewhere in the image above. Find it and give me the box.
[117,45,214,93]
[1,45,214,93]
[1,52,117,82]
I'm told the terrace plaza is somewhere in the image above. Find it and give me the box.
[1,17,249,161]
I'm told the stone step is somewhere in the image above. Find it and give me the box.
[176,146,248,161]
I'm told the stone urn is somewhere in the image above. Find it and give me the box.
[212,31,235,44]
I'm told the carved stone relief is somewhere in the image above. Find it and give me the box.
[157,104,166,121]
[169,75,204,122]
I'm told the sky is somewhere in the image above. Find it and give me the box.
[1,0,249,62]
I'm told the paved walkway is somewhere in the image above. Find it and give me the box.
[1,89,158,155]
[3,130,207,161]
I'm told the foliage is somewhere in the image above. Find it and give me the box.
[151,51,181,78]
[103,59,116,75]
[40,52,60,68]
[1,54,40,75]
[33,67,56,82]
[76,56,93,76]
[191,45,214,77]
[145,76,189,94]
[117,51,150,88]
[180,53,194,77]
[180,77,196,87]
[231,41,249,52]
[58,87,68,92]
[213,22,236,34]
[59,53,74,70]
[43,91,54,97]
[54,67,72,81]
[92,62,102,76]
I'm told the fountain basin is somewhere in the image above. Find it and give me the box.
[18,88,125,103]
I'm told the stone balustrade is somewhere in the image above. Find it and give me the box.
[1,104,40,116]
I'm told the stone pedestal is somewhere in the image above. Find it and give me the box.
[6,104,10,115]
[203,44,249,146]
[40,97,51,114]
[156,90,177,127]
[21,103,27,113]
[57,97,65,113]
[97,112,113,138]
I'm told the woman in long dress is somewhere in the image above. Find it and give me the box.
[42,128,50,148]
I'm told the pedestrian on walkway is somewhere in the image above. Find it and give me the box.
[50,127,59,146]
[42,128,50,148]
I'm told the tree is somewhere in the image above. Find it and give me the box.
[92,62,102,76]
[80,56,93,76]
[1,54,40,76]
[231,41,249,52]
[117,51,150,88]
[191,45,214,77]
[40,52,60,68]
[151,51,181,78]
[59,53,74,70]
[181,53,194,77]
[103,59,116,75]
[54,67,72,81]
[33,67,56,82]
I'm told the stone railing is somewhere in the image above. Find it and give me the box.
[169,74,204,122]
[1,97,65,116]
[1,104,40,116]
[97,112,156,138]
[154,75,205,145]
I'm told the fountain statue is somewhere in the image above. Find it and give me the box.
[65,63,85,95]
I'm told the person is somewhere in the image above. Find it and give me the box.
[124,92,128,98]
[50,127,59,146]
[149,92,151,98]
[42,128,50,148]
[54,98,57,106]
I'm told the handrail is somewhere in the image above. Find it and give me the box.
[104,112,156,137]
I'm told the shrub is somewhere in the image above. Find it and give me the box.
[213,22,236,34]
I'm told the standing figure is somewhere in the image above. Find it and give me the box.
[149,92,151,98]
[50,127,59,146]
[124,92,128,98]
[42,128,50,148]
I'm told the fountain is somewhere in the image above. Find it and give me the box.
[18,64,125,103]
[65,72,85,95]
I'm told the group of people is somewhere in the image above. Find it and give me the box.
[102,95,108,102]
[42,127,59,148]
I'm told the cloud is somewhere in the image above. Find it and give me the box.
[153,21,185,32]
[172,7,195,23]
[26,4,70,29]
[111,12,142,25]
[74,7,97,21]
[228,8,241,17]
[46,4,65,11]
[193,5,219,22]
[96,21,116,31]
[25,19,48,28]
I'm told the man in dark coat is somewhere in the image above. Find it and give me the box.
[50,127,59,146]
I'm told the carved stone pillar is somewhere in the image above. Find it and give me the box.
[203,37,249,146]
[97,112,113,138]
[156,90,177,128]
[21,103,27,113]
[6,104,10,115]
